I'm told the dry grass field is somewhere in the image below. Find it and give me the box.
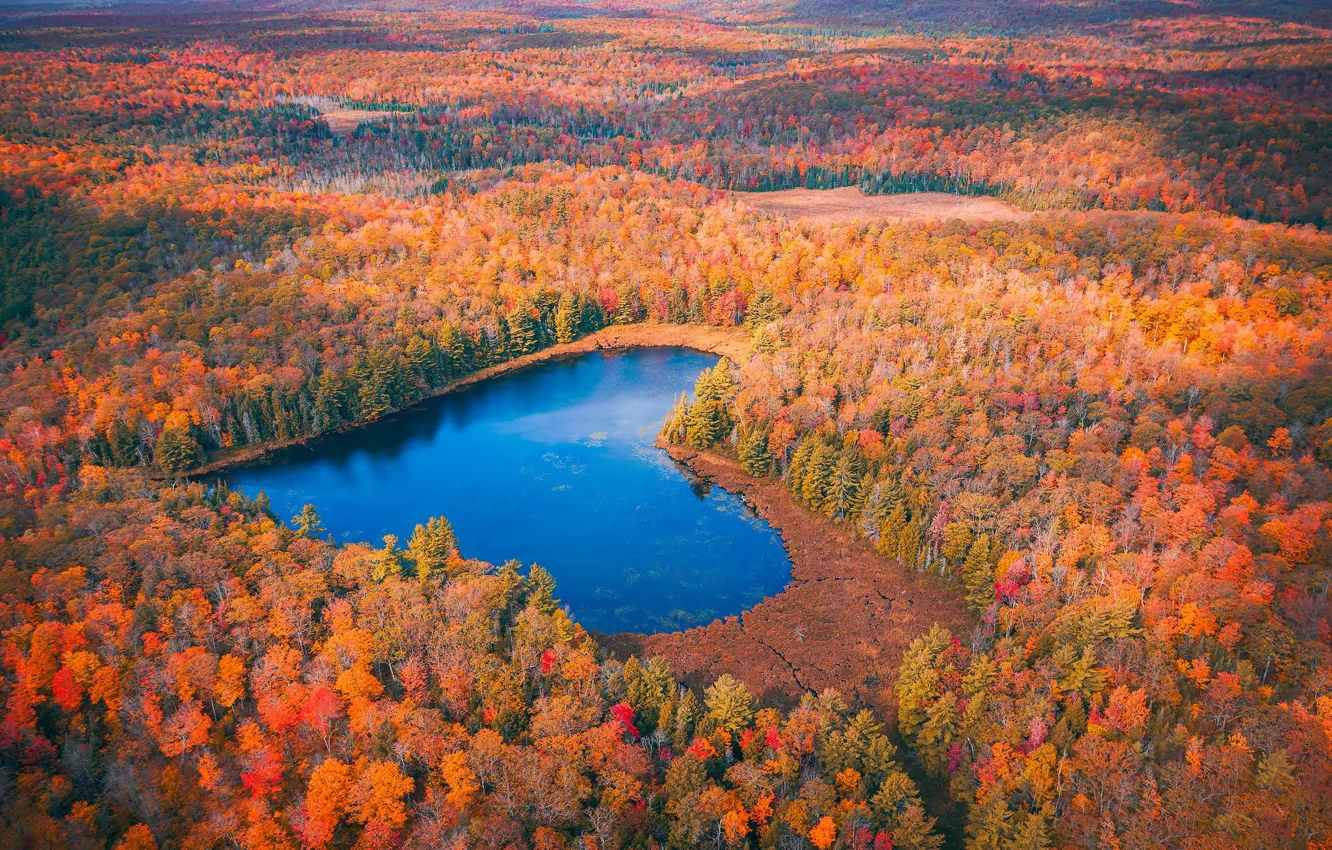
[319,107,401,133]
[731,185,1030,224]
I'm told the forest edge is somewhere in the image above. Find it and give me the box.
[599,443,972,718]
[182,321,971,714]
[180,323,751,478]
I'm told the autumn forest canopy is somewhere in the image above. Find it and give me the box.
[1,0,1332,848]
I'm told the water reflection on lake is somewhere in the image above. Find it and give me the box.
[223,348,791,633]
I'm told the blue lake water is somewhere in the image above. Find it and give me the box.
[223,348,792,634]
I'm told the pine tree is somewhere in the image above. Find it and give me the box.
[664,749,709,848]
[940,521,973,565]
[155,423,201,473]
[371,534,404,582]
[684,398,726,448]
[858,479,889,541]
[888,803,945,850]
[108,416,140,466]
[786,438,815,502]
[507,303,538,355]
[437,323,468,379]
[614,281,640,324]
[1007,813,1053,850]
[896,625,952,743]
[672,688,701,753]
[695,359,737,404]
[824,450,863,521]
[801,440,837,512]
[314,370,348,429]
[579,293,605,334]
[744,288,783,327]
[667,282,689,323]
[876,503,908,559]
[682,362,735,448]
[624,656,675,733]
[554,292,578,344]
[962,534,996,612]
[915,691,959,776]
[271,395,294,441]
[352,351,400,420]
[660,394,689,444]
[292,504,327,538]
[404,335,438,387]
[408,516,457,580]
[526,564,558,614]
[966,793,1016,850]
[495,559,524,618]
[737,425,775,477]
[704,674,755,735]
[898,517,925,569]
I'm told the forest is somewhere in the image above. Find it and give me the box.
[1,1,1331,848]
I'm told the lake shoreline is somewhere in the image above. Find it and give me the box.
[184,323,750,478]
[597,442,972,715]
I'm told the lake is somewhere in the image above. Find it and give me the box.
[222,347,792,634]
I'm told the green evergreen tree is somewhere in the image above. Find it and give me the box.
[614,281,640,324]
[682,361,736,449]
[752,325,780,354]
[962,533,996,612]
[663,751,709,849]
[154,423,201,473]
[371,534,405,582]
[801,439,837,512]
[672,688,701,753]
[408,516,457,580]
[437,323,468,379]
[870,769,941,850]
[898,517,925,568]
[667,282,689,324]
[694,359,737,404]
[858,478,890,540]
[966,793,1016,850]
[495,559,525,618]
[507,303,539,355]
[107,416,139,466]
[659,393,689,444]
[744,288,783,327]
[1008,813,1053,850]
[916,689,960,775]
[314,369,349,429]
[555,292,578,344]
[786,437,815,501]
[887,802,945,850]
[683,397,727,448]
[704,673,755,735]
[940,521,974,565]
[623,656,675,733]
[687,286,706,324]
[579,293,605,334]
[737,425,775,477]
[876,502,908,558]
[404,334,438,387]
[352,350,403,420]
[291,504,326,538]
[526,564,558,614]
[824,449,863,521]
[896,626,950,741]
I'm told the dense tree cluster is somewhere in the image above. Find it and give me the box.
[664,204,1332,845]
[0,473,938,849]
